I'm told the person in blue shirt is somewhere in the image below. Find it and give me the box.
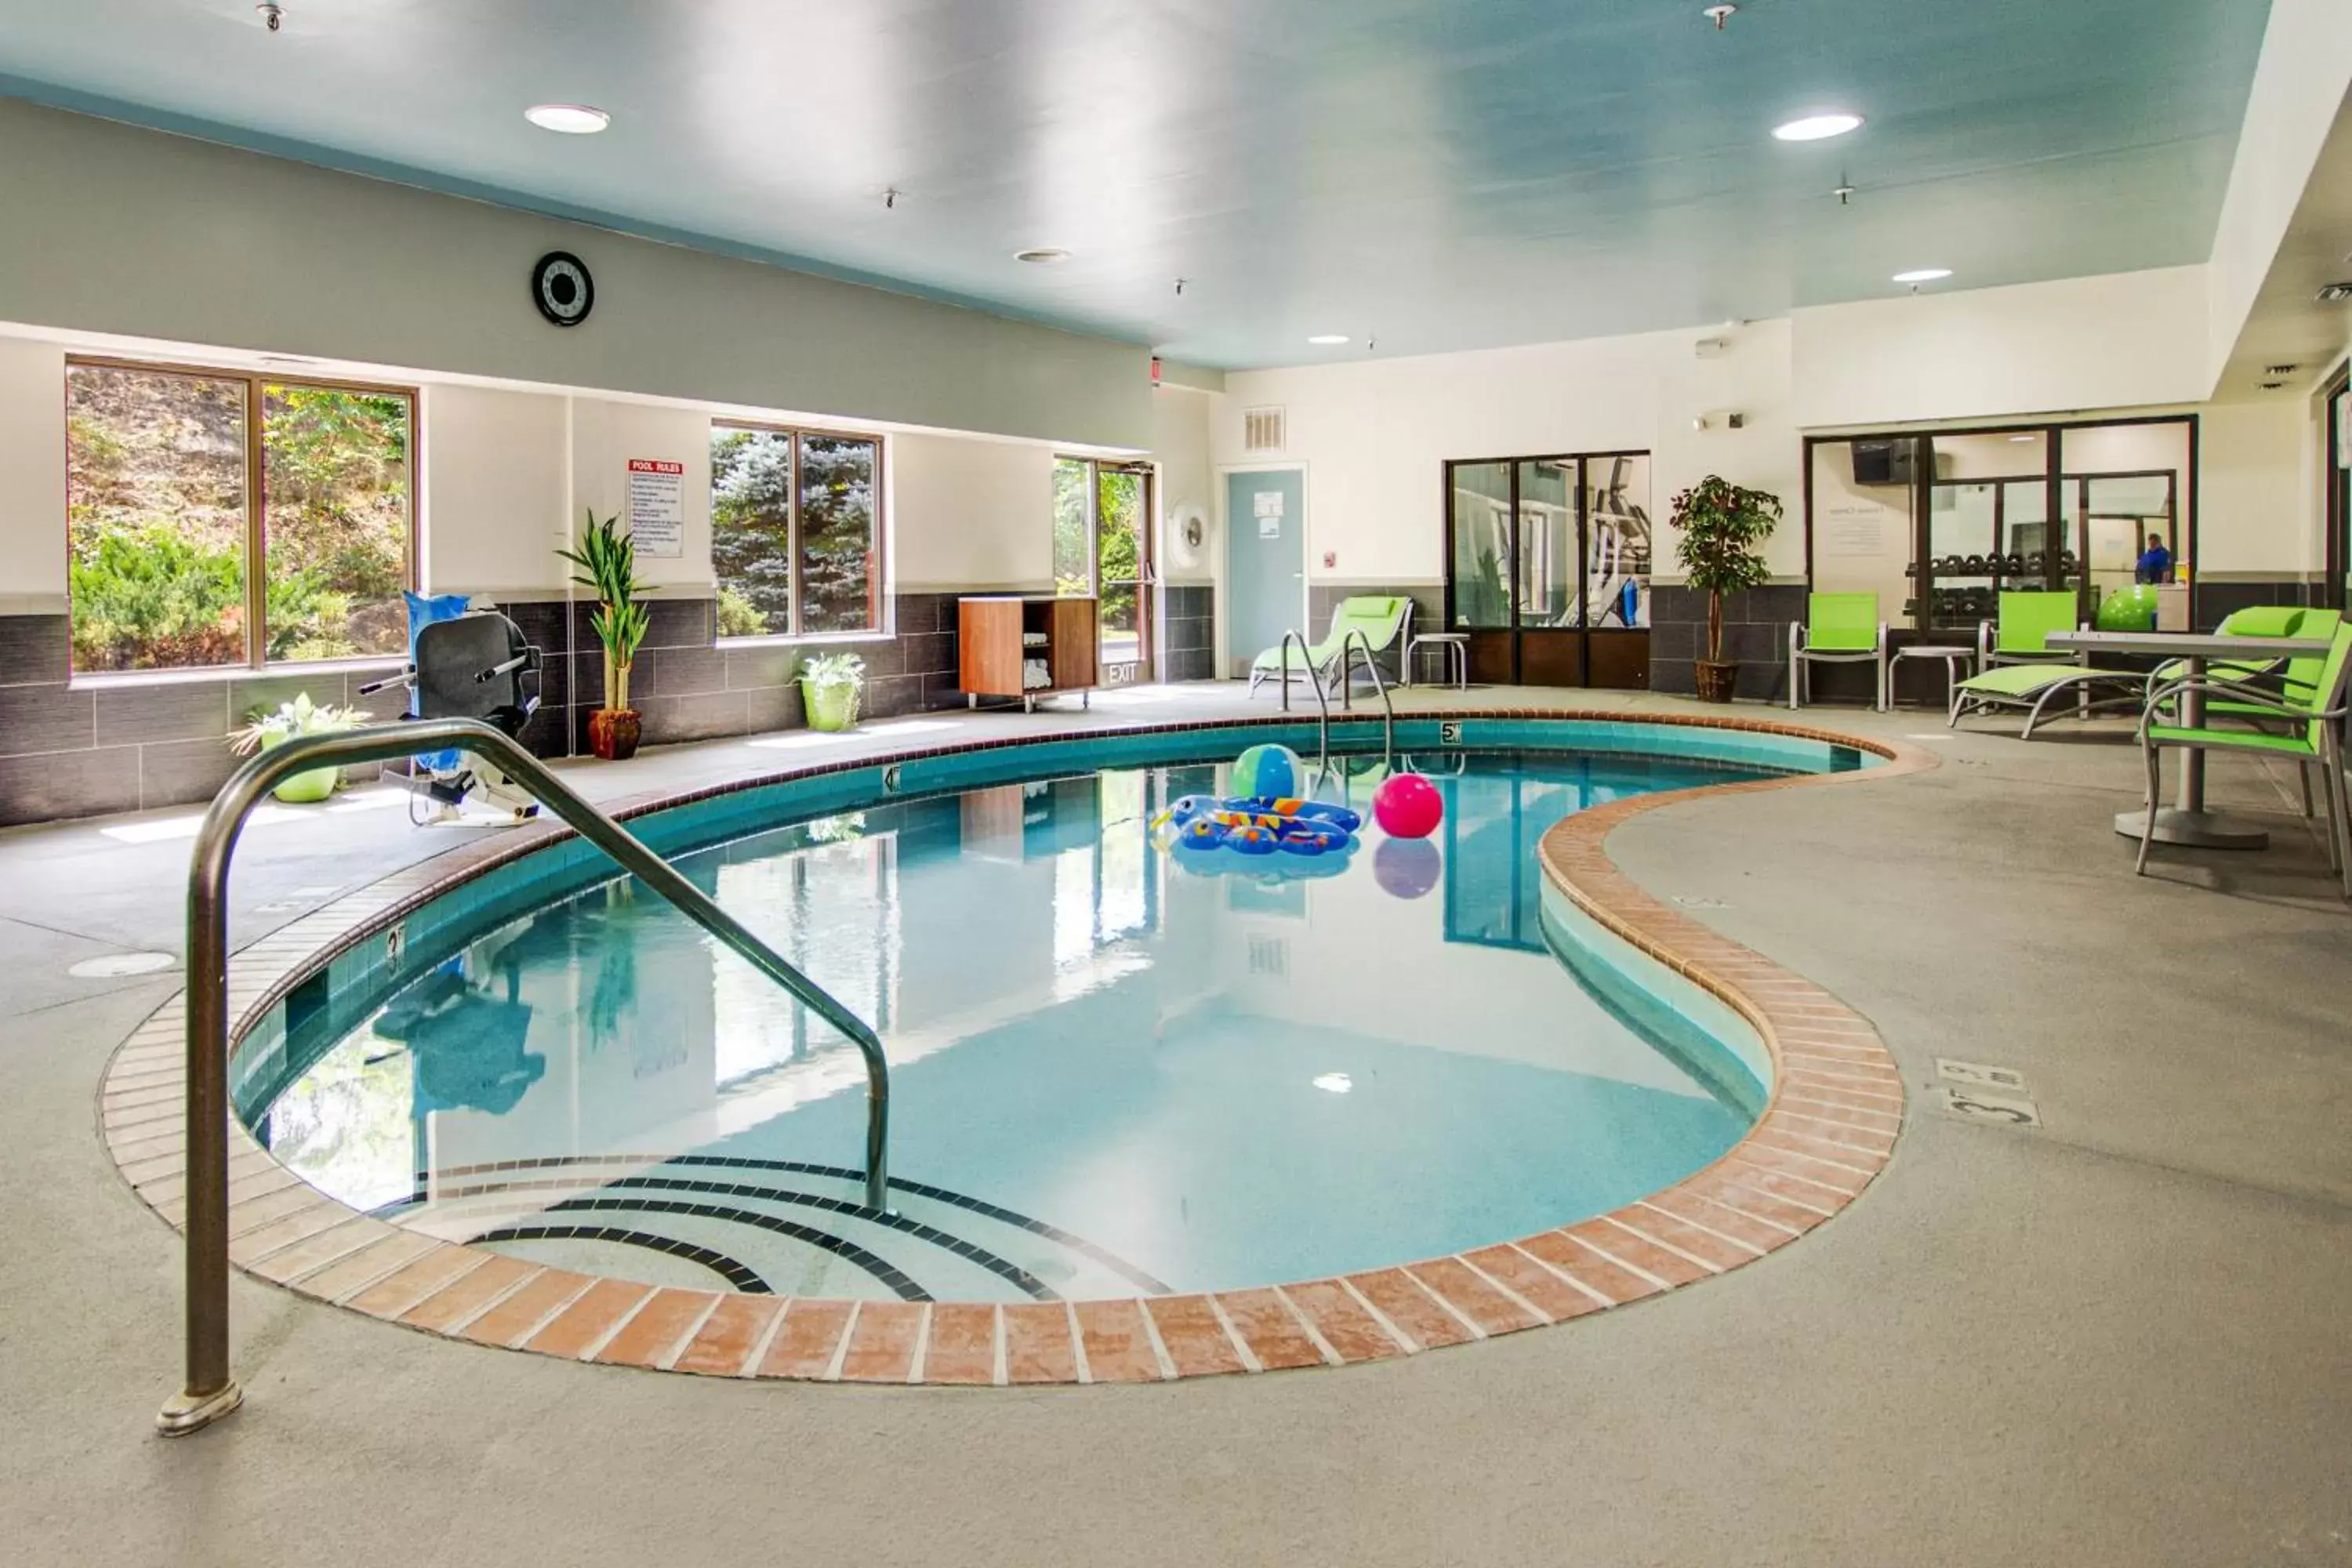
[2135,532,2173,584]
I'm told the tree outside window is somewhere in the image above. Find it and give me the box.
[65,361,413,673]
[712,424,884,639]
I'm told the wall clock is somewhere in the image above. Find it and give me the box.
[531,251,594,327]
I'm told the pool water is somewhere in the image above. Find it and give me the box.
[258,749,1785,1302]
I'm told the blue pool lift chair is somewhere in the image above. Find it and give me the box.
[358,608,546,825]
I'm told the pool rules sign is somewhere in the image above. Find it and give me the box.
[626,459,685,558]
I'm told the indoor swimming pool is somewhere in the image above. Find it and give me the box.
[235,724,1867,1305]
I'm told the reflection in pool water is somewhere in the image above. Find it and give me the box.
[260,751,1782,1301]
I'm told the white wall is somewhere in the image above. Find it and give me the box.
[2199,399,2317,574]
[891,435,1055,593]
[1150,387,1217,585]
[1791,267,2212,430]
[0,336,67,612]
[420,385,569,599]
[0,98,1149,452]
[569,399,717,593]
[2205,0,2352,386]
[1214,270,2325,606]
[1214,320,1806,584]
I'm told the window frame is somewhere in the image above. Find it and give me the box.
[710,419,889,644]
[64,354,420,677]
[1799,413,2201,632]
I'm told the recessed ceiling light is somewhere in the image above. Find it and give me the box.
[2263,363,2299,375]
[1014,247,1072,264]
[2009,434,2035,443]
[1312,1073,1354,1094]
[1306,334,1350,346]
[1893,267,1953,285]
[524,103,610,135]
[1773,113,1863,142]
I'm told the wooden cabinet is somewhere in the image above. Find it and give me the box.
[958,597,1098,710]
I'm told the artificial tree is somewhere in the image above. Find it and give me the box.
[1670,475,1782,702]
[558,511,653,759]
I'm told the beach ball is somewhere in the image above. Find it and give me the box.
[1230,743,1301,801]
[1374,837,1442,899]
[1373,771,1443,840]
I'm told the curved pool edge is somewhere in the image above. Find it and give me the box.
[95,708,1935,1388]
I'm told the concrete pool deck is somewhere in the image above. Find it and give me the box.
[4,683,2348,1566]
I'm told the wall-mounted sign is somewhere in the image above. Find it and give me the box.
[626,459,684,557]
[1821,499,1889,558]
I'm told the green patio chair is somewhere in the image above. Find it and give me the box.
[1247,595,1414,699]
[2136,619,2352,898]
[1787,592,1888,710]
[1976,590,2080,670]
[2150,607,2343,817]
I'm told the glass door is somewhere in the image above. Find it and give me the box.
[1054,458,1156,683]
[1095,464,1153,681]
[1514,458,1582,684]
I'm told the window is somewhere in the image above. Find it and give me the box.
[1803,417,2194,632]
[64,360,415,673]
[710,423,884,639]
[1442,450,1652,687]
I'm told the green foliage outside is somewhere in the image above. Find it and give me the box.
[710,428,879,638]
[66,367,410,672]
[1054,459,1144,642]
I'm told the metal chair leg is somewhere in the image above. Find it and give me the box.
[2136,741,2161,877]
[2299,760,2315,818]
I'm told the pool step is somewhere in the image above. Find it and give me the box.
[377,1154,1168,1304]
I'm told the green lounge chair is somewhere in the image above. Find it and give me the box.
[1247,595,1414,699]
[2136,619,2352,898]
[1787,592,1888,710]
[1976,590,2080,670]
[1947,659,2150,736]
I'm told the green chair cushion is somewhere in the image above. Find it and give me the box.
[1805,592,1878,652]
[1993,591,2077,655]
[1954,663,2100,697]
[2146,723,2319,759]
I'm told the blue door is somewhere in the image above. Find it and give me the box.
[1225,469,1305,677]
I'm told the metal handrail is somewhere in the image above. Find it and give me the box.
[160,717,891,1436]
[1336,630,1397,770]
[1276,628,1335,762]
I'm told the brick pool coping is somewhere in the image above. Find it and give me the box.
[97,708,1933,1386]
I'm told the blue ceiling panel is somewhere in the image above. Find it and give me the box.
[0,0,2273,368]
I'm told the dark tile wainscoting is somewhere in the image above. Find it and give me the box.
[1647,583,1813,703]
[0,593,969,827]
[1162,583,1216,683]
[0,614,399,827]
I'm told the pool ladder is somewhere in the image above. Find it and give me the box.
[1279,628,1396,775]
[162,717,891,1436]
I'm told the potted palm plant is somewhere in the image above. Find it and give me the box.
[229,691,371,802]
[798,652,865,732]
[558,511,653,760]
[1671,475,1782,702]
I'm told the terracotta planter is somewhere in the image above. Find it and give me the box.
[1694,659,1740,704]
[588,708,642,761]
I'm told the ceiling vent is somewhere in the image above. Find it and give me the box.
[2317,282,2352,304]
[2263,363,2299,376]
[1242,406,1286,454]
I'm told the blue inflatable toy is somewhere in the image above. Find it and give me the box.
[1150,793,1363,876]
